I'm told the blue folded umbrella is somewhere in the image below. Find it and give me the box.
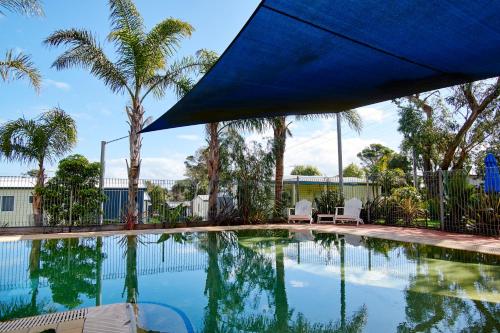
[484,153,500,194]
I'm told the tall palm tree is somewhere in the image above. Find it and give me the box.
[269,110,363,214]
[0,0,43,92]
[178,50,263,222]
[45,0,205,226]
[0,108,77,225]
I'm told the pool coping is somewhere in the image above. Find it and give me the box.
[0,224,498,256]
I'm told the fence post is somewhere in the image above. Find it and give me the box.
[366,175,370,223]
[438,170,445,231]
[99,140,106,225]
[69,189,73,226]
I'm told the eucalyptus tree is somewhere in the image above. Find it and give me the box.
[395,78,500,172]
[0,0,43,92]
[270,110,363,214]
[45,0,206,225]
[0,108,77,225]
[206,118,266,222]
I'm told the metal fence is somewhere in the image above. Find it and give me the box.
[0,170,498,236]
[366,169,499,236]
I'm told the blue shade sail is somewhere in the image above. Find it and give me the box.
[143,0,500,132]
[484,153,500,194]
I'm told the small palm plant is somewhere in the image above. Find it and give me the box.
[45,0,210,226]
[0,108,77,225]
[392,186,423,226]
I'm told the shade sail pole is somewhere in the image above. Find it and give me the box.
[337,114,344,195]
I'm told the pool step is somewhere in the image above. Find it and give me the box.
[84,303,135,333]
[0,308,87,332]
[0,304,135,333]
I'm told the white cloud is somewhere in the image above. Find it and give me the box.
[69,112,92,120]
[289,280,309,288]
[105,157,185,180]
[283,120,386,176]
[285,259,408,290]
[100,108,112,116]
[177,134,201,141]
[245,129,273,146]
[44,79,71,91]
[356,107,388,123]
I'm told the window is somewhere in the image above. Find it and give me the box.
[1,196,14,212]
[29,196,33,204]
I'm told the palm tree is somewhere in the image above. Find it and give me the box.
[0,0,43,92]
[269,110,363,214]
[0,108,77,225]
[45,0,206,226]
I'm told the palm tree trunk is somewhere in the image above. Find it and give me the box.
[207,123,220,222]
[273,117,287,216]
[32,162,45,226]
[203,232,222,332]
[124,235,138,303]
[29,240,41,311]
[126,102,143,228]
[274,243,288,331]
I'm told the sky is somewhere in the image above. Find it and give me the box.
[0,0,402,179]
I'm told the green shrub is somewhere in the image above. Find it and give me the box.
[391,186,423,226]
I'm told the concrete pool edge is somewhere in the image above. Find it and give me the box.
[0,224,498,256]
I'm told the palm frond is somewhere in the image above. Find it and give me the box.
[141,55,202,101]
[0,49,41,92]
[40,107,77,161]
[226,118,269,134]
[0,108,76,165]
[340,109,363,133]
[144,18,194,63]
[0,0,43,16]
[294,113,334,122]
[107,0,145,86]
[0,117,38,164]
[44,29,130,95]
[195,49,218,74]
[108,0,143,38]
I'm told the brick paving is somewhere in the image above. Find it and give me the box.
[0,224,498,255]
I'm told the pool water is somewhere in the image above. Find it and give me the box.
[0,230,498,332]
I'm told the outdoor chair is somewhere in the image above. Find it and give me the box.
[287,200,313,224]
[334,198,364,226]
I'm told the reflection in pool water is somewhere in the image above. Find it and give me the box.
[0,230,498,332]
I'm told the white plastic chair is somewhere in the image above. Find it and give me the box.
[335,198,364,226]
[287,200,313,224]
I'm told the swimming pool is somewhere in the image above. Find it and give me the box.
[0,230,498,332]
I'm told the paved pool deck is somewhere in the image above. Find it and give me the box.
[0,224,498,255]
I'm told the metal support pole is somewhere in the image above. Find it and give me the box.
[438,170,445,231]
[99,140,106,225]
[337,114,344,196]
